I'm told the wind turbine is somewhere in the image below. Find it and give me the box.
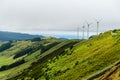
[82,25,85,39]
[95,19,101,35]
[86,22,92,38]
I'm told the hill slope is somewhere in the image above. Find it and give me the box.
[94,64,120,80]
[0,37,64,79]
[0,37,79,80]
[0,31,43,41]
[8,29,120,80]
[0,29,120,80]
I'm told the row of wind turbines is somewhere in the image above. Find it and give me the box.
[77,19,101,39]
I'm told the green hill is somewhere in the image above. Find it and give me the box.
[1,29,120,80]
[0,37,63,79]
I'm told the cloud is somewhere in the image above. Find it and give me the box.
[0,0,120,34]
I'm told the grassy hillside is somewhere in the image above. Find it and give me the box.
[0,37,79,80]
[0,37,63,79]
[1,29,120,80]
[94,63,120,80]
[7,40,78,80]
[9,29,120,80]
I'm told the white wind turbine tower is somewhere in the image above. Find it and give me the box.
[82,25,85,39]
[86,22,92,38]
[95,19,101,35]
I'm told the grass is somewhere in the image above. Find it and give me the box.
[1,30,120,80]
[0,38,61,79]
[10,40,79,80]
[87,60,120,80]
[0,40,33,67]
[0,38,60,66]
[0,56,14,67]
[0,40,33,57]
[0,60,32,80]
[10,30,120,80]
[24,50,40,61]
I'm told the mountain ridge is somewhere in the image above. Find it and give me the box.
[0,31,43,41]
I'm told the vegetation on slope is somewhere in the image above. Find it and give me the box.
[94,63,120,80]
[0,37,62,79]
[8,40,79,80]
[0,42,12,52]
[0,29,120,80]
[9,29,120,80]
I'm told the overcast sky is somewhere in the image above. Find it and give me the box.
[0,0,120,34]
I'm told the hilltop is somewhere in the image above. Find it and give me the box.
[0,29,120,80]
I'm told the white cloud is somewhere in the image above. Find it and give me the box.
[0,0,120,34]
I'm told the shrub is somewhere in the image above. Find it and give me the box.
[0,59,25,71]
[0,42,12,52]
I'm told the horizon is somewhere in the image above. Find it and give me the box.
[0,30,103,39]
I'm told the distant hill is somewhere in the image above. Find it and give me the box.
[0,31,43,41]
[59,38,68,40]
